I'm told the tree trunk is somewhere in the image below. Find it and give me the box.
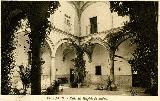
[30,23,42,95]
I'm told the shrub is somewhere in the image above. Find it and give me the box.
[45,80,60,95]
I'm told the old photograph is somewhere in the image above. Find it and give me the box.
[1,0,158,96]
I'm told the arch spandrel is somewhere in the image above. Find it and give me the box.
[52,38,78,58]
[82,37,110,51]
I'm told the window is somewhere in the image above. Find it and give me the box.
[64,14,71,26]
[64,14,71,32]
[90,16,97,34]
[95,66,101,75]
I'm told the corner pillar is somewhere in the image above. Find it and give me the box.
[109,49,117,90]
[51,56,56,83]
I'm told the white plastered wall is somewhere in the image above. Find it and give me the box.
[49,1,79,36]
[80,2,129,36]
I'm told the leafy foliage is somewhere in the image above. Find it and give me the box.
[1,9,26,94]
[72,45,86,84]
[63,38,94,86]
[110,1,158,95]
[18,65,31,94]
[1,1,60,94]
[45,80,60,95]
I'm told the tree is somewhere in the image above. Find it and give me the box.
[110,1,158,95]
[1,2,27,94]
[1,1,60,94]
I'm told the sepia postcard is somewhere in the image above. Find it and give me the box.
[0,0,159,101]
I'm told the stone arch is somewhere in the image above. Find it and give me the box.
[52,38,76,57]
[115,34,134,49]
[54,38,76,83]
[114,37,135,88]
[53,39,69,57]
[49,38,77,82]
[82,37,110,63]
[84,37,109,50]
[115,36,135,58]
[45,36,54,57]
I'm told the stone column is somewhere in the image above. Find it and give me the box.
[109,49,117,90]
[51,56,56,82]
[76,8,82,37]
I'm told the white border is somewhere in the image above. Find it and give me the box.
[0,0,159,101]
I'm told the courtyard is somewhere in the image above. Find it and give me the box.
[57,84,149,96]
[58,87,148,96]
